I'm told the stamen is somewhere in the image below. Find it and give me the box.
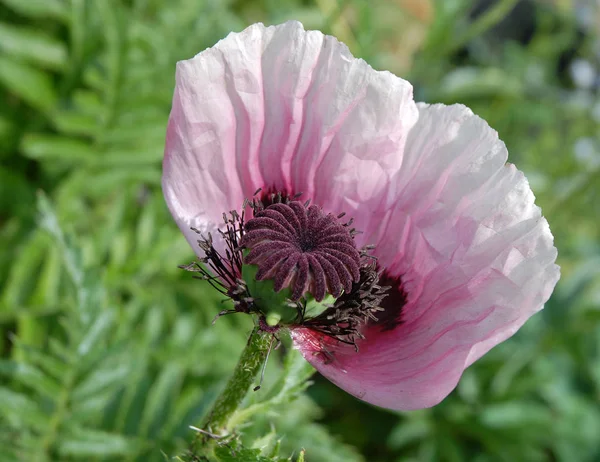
[370,274,406,331]
[180,210,259,318]
[299,265,392,349]
[179,189,402,351]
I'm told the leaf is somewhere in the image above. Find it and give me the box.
[136,197,157,252]
[94,0,127,128]
[263,348,315,402]
[232,348,315,427]
[0,442,23,462]
[0,0,68,21]
[0,387,46,430]
[480,402,552,430]
[56,167,161,200]
[50,110,99,137]
[27,243,62,308]
[160,384,213,438]
[93,147,164,167]
[213,443,286,462]
[77,310,114,356]
[0,56,57,112]
[120,370,153,436]
[21,134,96,163]
[0,231,47,309]
[72,89,104,116]
[0,359,62,399]
[0,115,16,154]
[37,192,84,290]
[139,362,185,438]
[250,428,278,456]
[10,342,67,382]
[0,23,68,69]
[72,359,130,403]
[58,427,141,458]
[101,117,167,145]
[387,416,431,450]
[434,67,523,101]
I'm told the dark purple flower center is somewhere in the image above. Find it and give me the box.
[239,201,361,301]
[179,190,404,349]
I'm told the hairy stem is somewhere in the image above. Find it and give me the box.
[191,326,272,453]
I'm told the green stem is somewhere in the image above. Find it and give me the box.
[192,326,272,451]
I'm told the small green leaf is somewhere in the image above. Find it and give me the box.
[73,360,130,402]
[0,441,24,462]
[101,119,167,145]
[0,56,57,112]
[58,427,140,458]
[0,387,45,430]
[0,23,68,69]
[50,110,99,136]
[72,89,104,115]
[0,231,47,309]
[434,67,523,101]
[387,415,431,450]
[136,198,157,252]
[93,147,164,167]
[163,385,212,438]
[251,429,278,456]
[0,360,61,399]
[37,192,84,289]
[0,115,16,155]
[29,244,62,307]
[11,343,67,382]
[77,310,114,356]
[140,363,185,438]
[21,134,96,162]
[214,444,284,462]
[481,402,552,429]
[242,257,295,324]
[229,348,315,428]
[0,0,68,21]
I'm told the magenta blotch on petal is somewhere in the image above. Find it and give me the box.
[162,22,560,411]
[293,103,559,410]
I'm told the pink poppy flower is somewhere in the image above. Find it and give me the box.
[162,21,560,410]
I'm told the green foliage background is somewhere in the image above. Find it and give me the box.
[1,0,599,461]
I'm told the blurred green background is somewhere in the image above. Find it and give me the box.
[1,0,599,461]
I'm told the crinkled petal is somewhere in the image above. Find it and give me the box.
[162,21,418,256]
[292,103,559,410]
[164,23,559,411]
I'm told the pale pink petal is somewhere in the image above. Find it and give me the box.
[164,23,559,411]
[162,21,418,256]
[293,103,560,410]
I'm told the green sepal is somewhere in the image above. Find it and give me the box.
[241,251,339,326]
[242,251,296,325]
[303,293,336,318]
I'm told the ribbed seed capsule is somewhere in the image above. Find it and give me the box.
[240,201,361,301]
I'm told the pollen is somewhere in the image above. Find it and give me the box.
[240,201,361,301]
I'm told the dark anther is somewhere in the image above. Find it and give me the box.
[298,265,393,349]
[180,210,259,319]
[240,200,362,302]
[370,273,406,331]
